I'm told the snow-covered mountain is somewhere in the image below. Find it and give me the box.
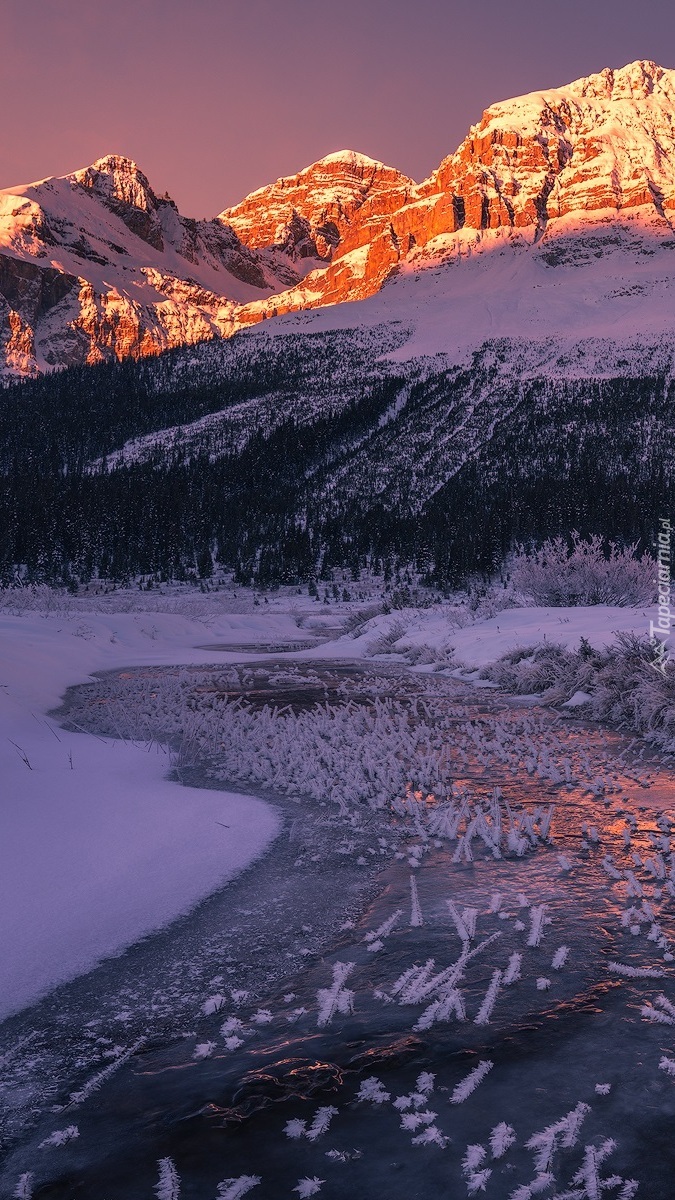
[2,59,675,377]
[0,155,301,375]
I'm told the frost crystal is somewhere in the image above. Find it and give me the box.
[411,1125,449,1147]
[13,1175,33,1200]
[193,1041,216,1059]
[38,1125,80,1149]
[504,953,523,985]
[365,909,402,944]
[467,1169,492,1193]
[463,1144,487,1172]
[221,1016,245,1036]
[552,946,570,970]
[401,1110,437,1131]
[608,961,663,979]
[490,1122,516,1158]
[284,1119,308,1139]
[215,1178,261,1200]
[527,905,547,948]
[450,1060,494,1104]
[410,874,424,926]
[316,961,355,1027]
[526,1102,590,1174]
[475,969,503,1024]
[306,1107,339,1142]
[154,1157,180,1200]
[356,1077,390,1104]
[293,1178,324,1197]
[202,994,226,1015]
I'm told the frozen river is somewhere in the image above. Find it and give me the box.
[2,659,675,1199]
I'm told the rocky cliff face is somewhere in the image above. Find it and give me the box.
[219,150,414,266]
[1,60,675,375]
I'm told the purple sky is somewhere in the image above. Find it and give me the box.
[3,0,675,217]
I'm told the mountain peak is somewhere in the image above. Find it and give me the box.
[219,148,413,263]
[310,149,405,175]
[569,58,671,100]
[69,154,160,212]
[2,60,675,377]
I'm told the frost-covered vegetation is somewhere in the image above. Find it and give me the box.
[481,634,675,752]
[73,663,654,812]
[4,591,674,1197]
[510,534,655,607]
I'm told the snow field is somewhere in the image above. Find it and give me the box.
[328,604,656,670]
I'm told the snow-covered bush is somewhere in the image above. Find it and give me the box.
[510,533,655,607]
[481,643,573,695]
[482,633,675,751]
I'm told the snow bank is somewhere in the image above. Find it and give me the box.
[0,611,287,1018]
[320,605,655,670]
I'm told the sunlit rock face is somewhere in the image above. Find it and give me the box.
[1,61,675,374]
[423,59,675,228]
[235,60,675,325]
[219,150,414,264]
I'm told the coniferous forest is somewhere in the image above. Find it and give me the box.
[0,326,672,587]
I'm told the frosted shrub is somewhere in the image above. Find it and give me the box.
[510,533,655,607]
[482,643,574,697]
[482,633,675,751]
[341,604,384,637]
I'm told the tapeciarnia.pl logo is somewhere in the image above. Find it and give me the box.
[650,517,673,676]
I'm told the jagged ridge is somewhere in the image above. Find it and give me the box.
[1,60,675,375]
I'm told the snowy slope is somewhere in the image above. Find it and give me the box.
[251,207,675,371]
[87,205,675,478]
